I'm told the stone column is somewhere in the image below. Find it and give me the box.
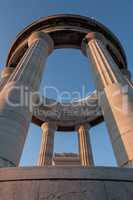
[82,32,133,167]
[38,122,57,166]
[0,67,14,91]
[0,32,54,167]
[76,124,94,167]
[0,67,16,166]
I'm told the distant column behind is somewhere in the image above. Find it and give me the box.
[38,122,57,166]
[76,124,94,167]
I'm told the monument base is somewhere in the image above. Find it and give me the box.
[0,166,133,199]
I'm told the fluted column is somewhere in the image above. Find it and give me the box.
[0,32,54,167]
[76,124,94,167]
[0,67,15,167]
[0,67,14,91]
[38,122,57,166]
[82,32,133,167]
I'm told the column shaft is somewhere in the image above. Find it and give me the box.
[0,67,14,91]
[0,32,53,166]
[83,32,133,167]
[77,124,94,167]
[38,122,56,166]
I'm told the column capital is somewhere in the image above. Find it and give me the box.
[75,123,91,132]
[41,121,57,132]
[28,31,54,55]
[81,32,107,55]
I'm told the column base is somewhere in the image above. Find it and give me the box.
[0,166,133,199]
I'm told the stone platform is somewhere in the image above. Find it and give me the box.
[0,166,133,199]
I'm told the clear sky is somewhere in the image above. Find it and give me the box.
[0,0,133,166]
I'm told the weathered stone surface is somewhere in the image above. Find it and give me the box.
[0,167,133,199]
[105,182,133,200]
[0,180,106,200]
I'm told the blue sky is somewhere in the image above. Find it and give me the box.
[0,0,133,166]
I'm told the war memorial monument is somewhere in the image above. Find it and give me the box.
[0,14,133,199]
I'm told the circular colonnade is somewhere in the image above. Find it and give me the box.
[4,14,127,130]
[0,14,133,168]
